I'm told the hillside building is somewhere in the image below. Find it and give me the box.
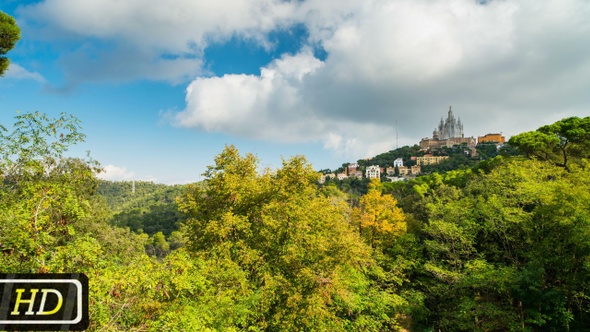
[478,133,506,145]
[416,155,449,166]
[411,165,421,175]
[398,166,409,176]
[386,167,395,176]
[347,163,359,175]
[366,165,381,179]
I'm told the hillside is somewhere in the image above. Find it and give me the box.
[324,141,517,180]
[97,180,188,236]
[4,110,590,331]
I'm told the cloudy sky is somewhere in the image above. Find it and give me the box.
[1,0,589,183]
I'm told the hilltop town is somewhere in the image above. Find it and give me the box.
[319,107,506,183]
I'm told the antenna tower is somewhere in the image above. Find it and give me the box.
[396,119,399,149]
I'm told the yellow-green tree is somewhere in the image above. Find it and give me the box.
[0,112,101,272]
[0,112,162,331]
[353,179,407,249]
[177,146,408,331]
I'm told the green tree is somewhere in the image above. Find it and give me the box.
[177,145,407,331]
[0,112,207,331]
[0,11,20,76]
[358,145,422,169]
[0,112,100,272]
[146,231,170,258]
[476,142,500,160]
[352,179,406,249]
[416,159,590,331]
[509,116,590,170]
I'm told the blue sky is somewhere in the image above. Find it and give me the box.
[2,0,590,183]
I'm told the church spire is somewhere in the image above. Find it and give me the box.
[437,106,462,139]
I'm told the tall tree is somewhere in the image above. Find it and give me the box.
[352,179,406,249]
[0,112,101,272]
[177,145,407,331]
[509,116,590,170]
[0,11,20,76]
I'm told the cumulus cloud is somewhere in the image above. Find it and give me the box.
[97,164,135,181]
[174,49,323,140]
[20,0,295,50]
[18,0,590,159]
[299,0,590,133]
[173,47,415,158]
[4,64,46,83]
[17,0,297,85]
[173,0,590,158]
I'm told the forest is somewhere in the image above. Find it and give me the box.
[2,109,590,331]
[3,5,590,331]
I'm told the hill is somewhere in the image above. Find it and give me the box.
[97,180,188,236]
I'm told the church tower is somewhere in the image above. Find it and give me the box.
[420,106,475,151]
[438,106,462,139]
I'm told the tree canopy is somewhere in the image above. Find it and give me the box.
[0,112,100,272]
[2,112,590,330]
[0,11,20,76]
[509,116,590,170]
[176,146,408,330]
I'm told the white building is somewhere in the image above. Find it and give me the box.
[394,158,404,168]
[365,165,381,179]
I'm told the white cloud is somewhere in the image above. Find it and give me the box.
[18,0,298,84]
[174,49,324,141]
[53,44,203,88]
[4,64,46,83]
[322,128,401,159]
[174,0,590,159]
[21,0,296,51]
[173,47,412,158]
[97,164,135,181]
[18,0,590,160]
[97,165,162,183]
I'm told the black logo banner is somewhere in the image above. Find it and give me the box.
[0,273,88,331]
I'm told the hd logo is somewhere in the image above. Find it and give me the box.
[0,274,88,331]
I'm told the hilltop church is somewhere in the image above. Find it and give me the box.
[420,107,476,150]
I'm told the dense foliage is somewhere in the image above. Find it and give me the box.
[176,147,412,330]
[98,180,187,237]
[98,180,186,213]
[0,11,20,75]
[402,157,590,330]
[358,145,423,169]
[3,112,590,331]
[509,116,590,171]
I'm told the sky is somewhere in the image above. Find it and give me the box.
[1,0,590,184]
